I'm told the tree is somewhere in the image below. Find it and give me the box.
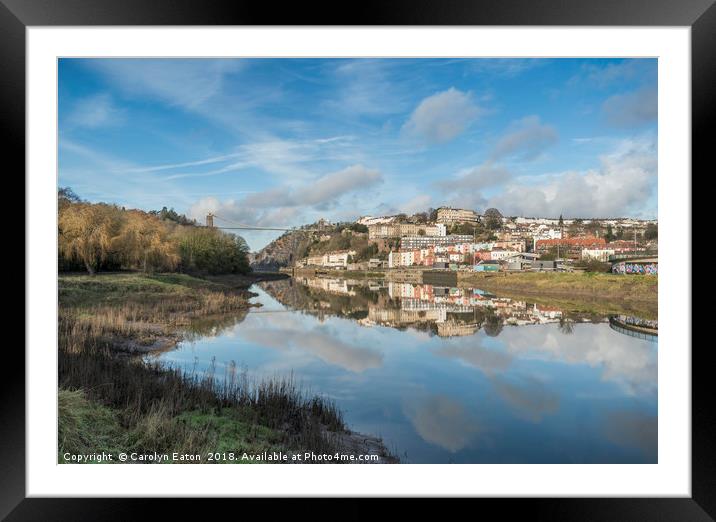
[413,212,429,224]
[483,314,504,337]
[604,224,615,242]
[567,218,583,237]
[58,203,121,274]
[58,187,82,206]
[149,206,196,226]
[348,223,368,233]
[113,210,179,272]
[558,317,574,334]
[584,220,602,236]
[356,243,378,261]
[483,208,502,231]
[644,223,658,240]
[558,214,564,229]
[177,227,250,274]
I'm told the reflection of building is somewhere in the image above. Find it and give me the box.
[436,320,479,337]
[269,277,590,338]
[302,277,356,296]
[369,306,447,325]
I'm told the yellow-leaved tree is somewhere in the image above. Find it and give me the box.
[58,203,121,275]
[112,210,180,273]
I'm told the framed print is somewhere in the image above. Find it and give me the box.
[7,0,711,518]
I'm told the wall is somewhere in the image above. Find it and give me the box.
[612,262,658,275]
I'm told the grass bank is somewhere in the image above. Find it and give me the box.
[458,271,658,319]
[59,272,396,463]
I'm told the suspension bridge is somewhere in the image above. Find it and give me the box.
[203,213,324,233]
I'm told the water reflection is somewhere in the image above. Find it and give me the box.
[151,276,657,463]
[260,277,587,335]
[403,395,481,453]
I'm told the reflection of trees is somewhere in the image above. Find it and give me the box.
[184,309,250,340]
[558,317,575,335]
[483,314,504,337]
[411,321,439,336]
[261,278,387,323]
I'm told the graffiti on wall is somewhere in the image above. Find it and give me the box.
[612,262,658,275]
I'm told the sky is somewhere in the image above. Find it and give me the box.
[58,58,658,250]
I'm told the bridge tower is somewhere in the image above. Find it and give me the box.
[206,213,214,228]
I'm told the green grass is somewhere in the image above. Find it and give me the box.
[58,388,125,461]
[59,272,226,308]
[175,409,283,459]
[458,271,657,319]
[459,271,657,298]
[58,388,285,464]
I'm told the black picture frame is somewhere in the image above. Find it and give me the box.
[5,0,709,518]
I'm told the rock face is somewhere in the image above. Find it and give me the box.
[250,230,312,271]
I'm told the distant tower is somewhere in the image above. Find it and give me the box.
[206,213,214,228]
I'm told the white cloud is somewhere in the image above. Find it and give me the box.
[398,195,432,215]
[402,88,480,144]
[470,58,545,77]
[570,60,656,89]
[86,59,283,140]
[242,164,383,209]
[439,163,512,193]
[90,59,243,110]
[66,93,124,128]
[187,164,384,244]
[58,139,195,209]
[488,135,657,218]
[133,136,364,182]
[326,60,410,117]
[602,87,657,128]
[491,115,558,161]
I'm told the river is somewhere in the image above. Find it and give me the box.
[149,276,657,464]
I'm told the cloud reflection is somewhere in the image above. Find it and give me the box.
[403,395,479,452]
[433,342,512,375]
[603,409,657,460]
[241,323,383,373]
[492,375,560,423]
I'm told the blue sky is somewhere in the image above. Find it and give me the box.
[58,58,657,250]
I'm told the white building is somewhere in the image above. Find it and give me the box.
[532,228,562,250]
[436,207,480,224]
[489,249,519,261]
[369,222,446,239]
[581,248,615,262]
[305,250,357,268]
[400,233,470,250]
